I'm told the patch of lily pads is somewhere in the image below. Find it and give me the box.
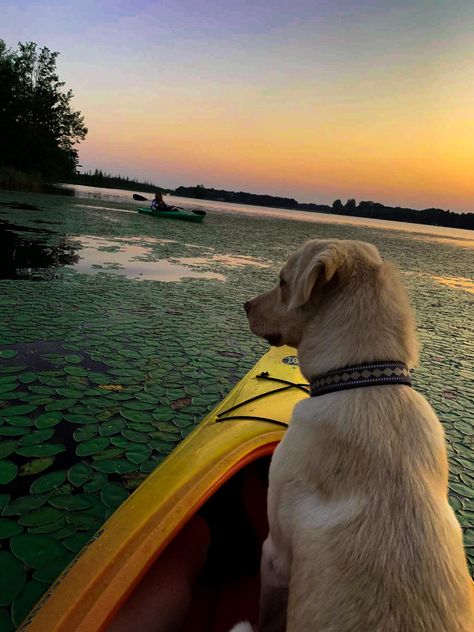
[0,190,473,629]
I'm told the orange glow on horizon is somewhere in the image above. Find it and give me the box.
[76,48,474,213]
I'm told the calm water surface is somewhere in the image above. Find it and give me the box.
[0,185,472,626]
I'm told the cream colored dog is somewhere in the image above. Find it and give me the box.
[233,239,474,631]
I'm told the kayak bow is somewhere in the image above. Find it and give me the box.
[22,346,307,631]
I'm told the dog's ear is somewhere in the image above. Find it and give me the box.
[288,244,346,310]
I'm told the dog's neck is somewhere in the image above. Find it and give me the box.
[309,361,411,397]
[297,280,418,381]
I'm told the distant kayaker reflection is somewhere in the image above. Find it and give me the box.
[151,191,168,211]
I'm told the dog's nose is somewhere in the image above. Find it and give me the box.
[244,301,251,314]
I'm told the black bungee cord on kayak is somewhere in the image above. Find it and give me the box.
[215,372,309,428]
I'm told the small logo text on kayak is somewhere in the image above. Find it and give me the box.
[282,356,298,366]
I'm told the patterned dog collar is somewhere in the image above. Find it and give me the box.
[310,361,411,397]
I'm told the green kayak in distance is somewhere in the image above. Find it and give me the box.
[137,206,206,223]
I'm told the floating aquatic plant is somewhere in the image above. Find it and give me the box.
[0,189,472,632]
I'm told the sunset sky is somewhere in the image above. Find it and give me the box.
[3,0,474,211]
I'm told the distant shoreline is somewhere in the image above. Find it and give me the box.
[61,175,473,231]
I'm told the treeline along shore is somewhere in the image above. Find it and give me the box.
[66,169,159,193]
[64,175,474,231]
[173,185,474,230]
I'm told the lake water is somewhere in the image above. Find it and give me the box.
[0,184,473,625]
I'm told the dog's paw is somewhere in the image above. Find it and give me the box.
[228,623,254,632]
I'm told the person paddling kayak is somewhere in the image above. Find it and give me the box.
[151,190,167,211]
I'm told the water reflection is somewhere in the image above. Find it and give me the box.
[177,254,270,268]
[416,236,474,250]
[0,219,79,280]
[432,276,474,294]
[70,236,225,282]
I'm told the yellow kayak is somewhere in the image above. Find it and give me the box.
[22,346,308,632]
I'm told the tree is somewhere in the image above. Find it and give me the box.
[332,199,343,212]
[345,198,357,212]
[0,39,87,179]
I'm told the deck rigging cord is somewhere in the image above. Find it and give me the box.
[215,372,309,428]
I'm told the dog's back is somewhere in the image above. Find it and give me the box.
[278,387,474,631]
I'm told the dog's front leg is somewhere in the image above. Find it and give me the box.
[259,536,289,632]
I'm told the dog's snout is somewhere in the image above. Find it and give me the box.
[244,300,252,314]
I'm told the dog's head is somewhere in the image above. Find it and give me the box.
[244,239,418,368]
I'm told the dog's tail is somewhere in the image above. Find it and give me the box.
[228,623,254,632]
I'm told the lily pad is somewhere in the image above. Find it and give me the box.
[5,415,34,427]
[33,556,74,583]
[449,482,474,499]
[150,439,172,453]
[19,507,64,527]
[66,512,102,531]
[76,437,110,457]
[16,444,66,458]
[73,426,98,442]
[91,459,136,474]
[110,436,131,448]
[453,421,474,436]
[463,529,474,547]
[0,460,18,484]
[0,404,37,416]
[140,458,163,474]
[31,470,67,494]
[64,414,98,425]
[0,551,26,606]
[0,518,23,539]
[1,495,49,516]
[28,517,68,534]
[65,354,82,364]
[44,399,77,412]
[0,375,17,384]
[0,365,27,374]
[63,531,96,553]
[68,463,92,487]
[152,409,174,422]
[122,400,156,411]
[48,495,92,511]
[53,526,76,540]
[11,580,47,627]
[11,533,66,569]
[56,388,84,399]
[19,457,56,477]
[19,372,38,385]
[19,429,55,445]
[99,419,125,437]
[93,447,125,461]
[20,395,54,406]
[28,385,55,395]
[149,430,180,442]
[0,440,17,459]
[126,443,152,464]
[0,349,18,360]
[0,494,10,511]
[0,425,29,436]
[77,494,107,519]
[121,428,149,444]
[120,409,153,423]
[96,409,117,420]
[83,472,108,493]
[35,412,62,428]
[0,382,18,394]
[100,482,129,510]
[64,366,88,377]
